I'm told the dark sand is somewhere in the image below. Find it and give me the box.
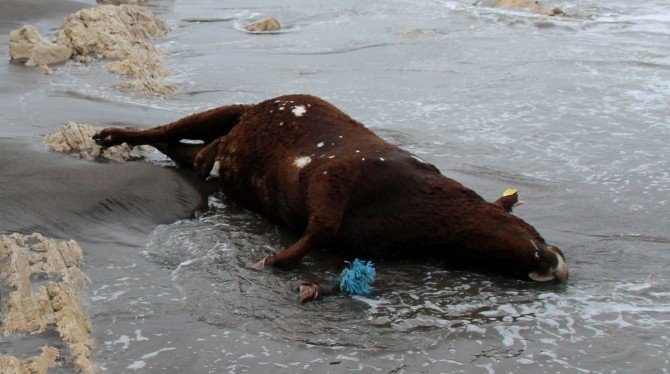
[0,139,210,239]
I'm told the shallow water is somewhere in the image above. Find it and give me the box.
[1,0,669,372]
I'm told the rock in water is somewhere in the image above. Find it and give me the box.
[7,5,174,96]
[493,0,565,17]
[8,25,73,66]
[45,122,150,162]
[0,233,95,374]
[56,4,175,96]
[244,17,282,32]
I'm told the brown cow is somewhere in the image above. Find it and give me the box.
[93,94,568,289]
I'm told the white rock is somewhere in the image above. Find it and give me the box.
[9,25,72,66]
[45,122,150,162]
[243,18,281,32]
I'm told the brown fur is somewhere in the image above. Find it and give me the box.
[94,94,568,281]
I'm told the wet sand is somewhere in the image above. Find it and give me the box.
[0,139,209,238]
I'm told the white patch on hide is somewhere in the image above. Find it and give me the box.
[292,105,307,117]
[317,142,324,148]
[210,161,221,178]
[293,156,312,168]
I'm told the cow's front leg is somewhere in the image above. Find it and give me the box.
[251,163,359,270]
[251,205,342,269]
[251,231,319,270]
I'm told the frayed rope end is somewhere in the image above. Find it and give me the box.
[338,259,376,296]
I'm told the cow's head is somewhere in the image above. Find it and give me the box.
[467,221,569,283]
[526,243,569,282]
[490,189,568,282]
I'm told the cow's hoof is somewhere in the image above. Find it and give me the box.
[249,257,268,270]
[92,132,114,147]
[299,283,319,303]
[93,129,123,147]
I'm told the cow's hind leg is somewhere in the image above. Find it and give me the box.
[251,164,359,270]
[93,104,250,147]
[151,143,206,170]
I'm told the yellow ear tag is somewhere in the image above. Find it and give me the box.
[502,188,518,197]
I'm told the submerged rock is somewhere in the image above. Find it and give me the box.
[0,233,95,374]
[493,0,565,17]
[244,17,282,32]
[8,25,73,66]
[45,122,150,162]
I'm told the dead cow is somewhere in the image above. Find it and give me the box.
[94,94,568,288]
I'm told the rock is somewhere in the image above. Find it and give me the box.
[0,347,60,374]
[21,347,60,374]
[396,29,425,38]
[0,233,95,374]
[40,64,53,75]
[493,0,566,17]
[8,5,174,96]
[8,25,73,66]
[244,17,281,32]
[45,122,150,162]
[56,4,174,96]
[75,54,94,64]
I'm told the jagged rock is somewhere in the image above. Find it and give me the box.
[8,5,174,96]
[74,55,94,64]
[56,4,174,96]
[0,233,95,374]
[8,25,73,66]
[244,17,281,32]
[493,0,565,16]
[45,122,150,162]
[0,347,59,374]
[40,64,54,75]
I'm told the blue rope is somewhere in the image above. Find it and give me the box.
[338,259,376,296]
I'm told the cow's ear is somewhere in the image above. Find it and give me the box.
[494,188,522,212]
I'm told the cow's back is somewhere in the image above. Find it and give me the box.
[216,94,387,228]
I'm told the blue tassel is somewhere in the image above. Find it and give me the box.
[338,259,376,296]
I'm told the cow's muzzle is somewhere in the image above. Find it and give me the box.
[528,246,569,283]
